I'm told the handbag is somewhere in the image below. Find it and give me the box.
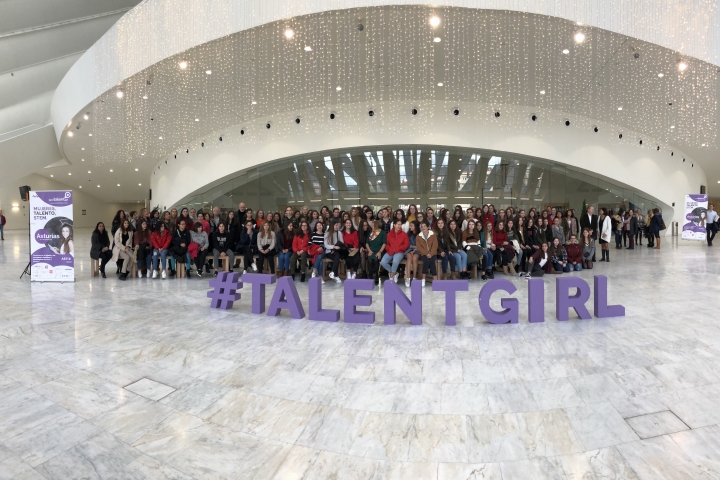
[660,220,666,230]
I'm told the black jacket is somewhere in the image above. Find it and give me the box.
[211,230,232,252]
[90,231,111,259]
[237,229,257,251]
[579,213,598,237]
[171,228,191,256]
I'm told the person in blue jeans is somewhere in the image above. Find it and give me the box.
[277,223,295,275]
[0,209,5,240]
[380,220,409,283]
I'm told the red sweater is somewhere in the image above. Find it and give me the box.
[565,243,583,263]
[481,213,494,228]
[385,229,410,255]
[342,230,359,249]
[292,232,309,253]
[494,230,508,245]
[151,230,172,250]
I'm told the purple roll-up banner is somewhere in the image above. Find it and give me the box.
[344,278,375,324]
[308,277,340,322]
[479,279,519,324]
[555,277,592,321]
[383,279,422,325]
[267,276,305,319]
[432,280,469,326]
[241,273,276,314]
[593,275,625,318]
[527,279,545,323]
[30,190,74,282]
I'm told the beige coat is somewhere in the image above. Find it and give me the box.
[112,228,134,263]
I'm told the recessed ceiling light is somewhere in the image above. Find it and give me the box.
[83,114,89,120]
[702,143,706,146]
[179,61,188,69]
[437,82,444,86]
[429,16,440,27]
[158,136,163,140]
[433,37,441,43]
[110,169,113,172]
[304,46,312,51]
[142,95,148,99]
[336,86,342,91]
[68,173,71,175]
[106,117,111,120]
[81,148,85,150]
[618,107,623,110]
[79,186,82,188]
[574,32,585,43]
[195,118,199,122]
[50,175,53,177]
[135,168,139,171]
[67,131,73,137]
[284,28,294,39]
[116,91,123,98]
[205,70,211,75]
[97,185,100,187]
[678,61,687,71]
[81,159,84,161]
[88,133,92,136]
[658,73,664,78]
[117,184,120,187]
[670,125,675,129]
[539,90,545,94]
[251,101,257,105]
[562,49,569,54]
[138,183,142,186]
[141,153,145,156]
[88,171,91,173]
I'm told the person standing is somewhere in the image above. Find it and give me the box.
[650,208,663,250]
[598,208,612,262]
[627,210,638,249]
[579,206,598,261]
[706,204,718,246]
[635,209,645,246]
[0,209,5,240]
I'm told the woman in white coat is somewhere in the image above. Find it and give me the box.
[598,208,612,262]
[112,219,134,280]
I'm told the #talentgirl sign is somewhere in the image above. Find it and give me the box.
[208,273,625,324]
[30,190,75,282]
[682,194,708,241]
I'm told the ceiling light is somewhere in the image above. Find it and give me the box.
[142,95,148,99]
[336,86,342,91]
[433,37,441,43]
[81,159,84,161]
[179,61,188,69]
[618,107,623,110]
[88,171,91,173]
[284,28,294,39]
[67,131,73,137]
[251,101,257,105]
[138,183,142,186]
[116,91,123,98]
[83,114,89,120]
[658,73,664,78]
[304,46,312,51]
[79,186,82,188]
[670,125,675,129]
[195,118,199,122]
[88,133,92,136]
[539,90,545,94]
[678,62,687,71]
[141,153,145,156]
[110,169,113,172]
[135,168,138,171]
[205,70,212,75]
[437,82,444,86]
[81,148,85,150]
[702,143,706,146]
[50,175,53,178]
[574,32,585,43]
[68,173,71,175]
[106,117,111,120]
[159,136,163,140]
[562,49,569,54]
[117,184,120,187]
[429,16,441,27]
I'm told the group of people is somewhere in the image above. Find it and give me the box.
[89,202,664,283]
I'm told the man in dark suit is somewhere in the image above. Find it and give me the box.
[579,206,598,261]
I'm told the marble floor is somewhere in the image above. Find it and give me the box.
[0,228,719,479]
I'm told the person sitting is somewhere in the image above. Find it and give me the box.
[309,221,326,282]
[277,223,295,278]
[380,219,409,284]
[549,237,569,273]
[150,222,172,278]
[434,219,457,280]
[341,219,360,279]
[522,242,553,278]
[565,234,583,271]
[134,220,153,278]
[365,220,386,286]
[581,228,595,269]
[256,222,277,274]
[190,222,209,277]
[416,221,438,287]
[170,219,192,276]
[324,221,345,283]
[90,222,112,278]
[211,222,235,276]
[113,219,134,281]
[290,221,310,281]
[236,220,258,272]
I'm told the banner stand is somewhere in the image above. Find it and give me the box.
[29,190,75,283]
[682,194,708,241]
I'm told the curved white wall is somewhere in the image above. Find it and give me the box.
[51,0,720,141]
[152,100,705,230]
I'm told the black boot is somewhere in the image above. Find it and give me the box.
[599,250,606,262]
[300,273,306,282]
[606,250,610,262]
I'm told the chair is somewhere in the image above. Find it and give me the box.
[90,258,100,277]
[220,256,230,272]
[130,247,138,279]
[177,262,186,278]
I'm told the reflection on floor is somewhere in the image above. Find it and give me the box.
[0,229,719,479]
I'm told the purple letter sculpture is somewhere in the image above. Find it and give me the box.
[593,275,625,318]
[344,278,375,324]
[207,272,242,309]
[240,273,276,314]
[267,276,305,319]
[308,277,340,322]
[383,279,422,325]
[432,280,469,326]
[527,278,545,323]
[555,277,592,321]
[479,279,519,324]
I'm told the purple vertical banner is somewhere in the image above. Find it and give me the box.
[479,279,519,324]
[527,279,545,323]
[344,279,375,324]
[555,277,592,321]
[241,273,276,314]
[308,277,340,322]
[267,276,305,319]
[432,280,468,326]
[383,280,422,325]
[593,275,625,318]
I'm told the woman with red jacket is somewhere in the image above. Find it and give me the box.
[380,219,410,283]
[480,205,494,230]
[342,219,361,279]
[290,221,310,281]
[150,222,172,279]
[493,221,515,275]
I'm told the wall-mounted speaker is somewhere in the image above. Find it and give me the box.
[19,186,30,201]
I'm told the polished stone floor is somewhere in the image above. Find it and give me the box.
[0,228,719,479]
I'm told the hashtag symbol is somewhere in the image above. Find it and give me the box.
[207,272,242,309]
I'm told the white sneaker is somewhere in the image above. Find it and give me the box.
[405,278,411,288]
[161,270,166,279]
[137,271,142,278]
[329,272,335,279]
[152,270,157,279]
[334,276,342,284]
[311,271,316,278]
[421,278,426,287]
[251,263,258,272]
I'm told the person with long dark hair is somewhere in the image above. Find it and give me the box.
[237,220,258,273]
[342,219,361,279]
[211,222,236,275]
[448,219,467,279]
[134,220,152,277]
[150,222,172,278]
[190,222,209,277]
[112,219,133,281]
[434,219,456,279]
[290,221,309,281]
[256,222,277,274]
[90,222,112,278]
[598,208,612,261]
[365,220,386,286]
[170,219,192,276]
[277,222,295,277]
